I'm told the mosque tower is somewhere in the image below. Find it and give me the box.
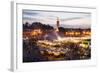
[56,17,60,32]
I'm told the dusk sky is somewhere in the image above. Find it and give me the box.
[23,10,91,28]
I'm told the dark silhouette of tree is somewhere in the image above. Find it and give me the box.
[59,27,65,32]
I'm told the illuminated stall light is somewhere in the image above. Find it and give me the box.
[31,29,42,36]
[75,32,80,35]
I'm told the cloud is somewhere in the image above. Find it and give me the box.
[23,10,38,16]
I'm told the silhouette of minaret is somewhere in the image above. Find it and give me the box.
[57,17,60,28]
[56,17,60,32]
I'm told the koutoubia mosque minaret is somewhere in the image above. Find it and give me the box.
[56,17,60,32]
[57,17,60,27]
